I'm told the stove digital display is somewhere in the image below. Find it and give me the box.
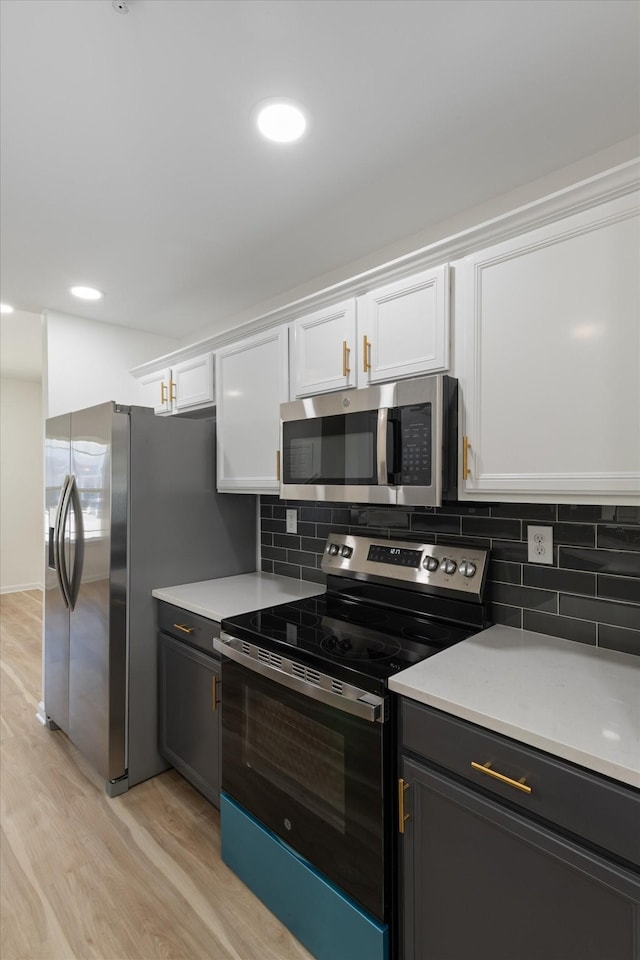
[367,544,422,568]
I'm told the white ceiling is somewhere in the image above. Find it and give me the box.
[1,0,639,349]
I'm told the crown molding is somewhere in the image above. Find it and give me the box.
[130,159,639,377]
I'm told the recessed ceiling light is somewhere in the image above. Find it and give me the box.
[0,303,15,314]
[70,286,103,301]
[256,99,307,143]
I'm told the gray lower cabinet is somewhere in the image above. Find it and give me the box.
[157,602,221,807]
[400,700,640,960]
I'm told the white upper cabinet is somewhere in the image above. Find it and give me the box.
[358,265,450,387]
[216,326,289,494]
[171,354,214,412]
[290,266,450,398]
[291,299,357,397]
[133,352,214,415]
[138,366,172,414]
[454,190,640,502]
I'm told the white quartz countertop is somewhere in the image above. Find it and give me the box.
[152,572,325,622]
[389,624,640,789]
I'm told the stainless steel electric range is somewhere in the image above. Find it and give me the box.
[215,533,490,960]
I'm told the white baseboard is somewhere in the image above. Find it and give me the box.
[0,583,44,595]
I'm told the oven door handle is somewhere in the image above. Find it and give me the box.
[215,633,387,724]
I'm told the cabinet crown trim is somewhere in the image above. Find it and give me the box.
[130,160,639,377]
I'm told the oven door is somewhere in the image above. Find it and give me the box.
[217,638,390,921]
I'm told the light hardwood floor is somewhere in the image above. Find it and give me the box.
[0,591,314,960]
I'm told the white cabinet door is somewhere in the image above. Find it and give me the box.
[216,327,289,493]
[358,265,450,386]
[291,299,357,397]
[172,353,214,412]
[139,367,171,414]
[454,191,640,501]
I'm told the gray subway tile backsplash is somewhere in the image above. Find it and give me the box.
[410,513,462,535]
[522,610,597,646]
[490,503,556,522]
[597,575,640,604]
[596,525,640,552]
[560,546,640,578]
[492,603,523,628]
[492,582,557,614]
[490,560,522,585]
[597,624,640,655]
[461,516,522,540]
[523,565,596,596]
[551,523,595,547]
[559,594,640,631]
[557,505,640,524]
[260,497,640,657]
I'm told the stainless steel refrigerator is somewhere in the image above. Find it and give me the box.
[44,402,256,796]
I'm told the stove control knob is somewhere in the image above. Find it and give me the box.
[423,555,439,572]
[440,558,457,575]
[328,543,339,556]
[340,545,353,558]
[459,560,477,578]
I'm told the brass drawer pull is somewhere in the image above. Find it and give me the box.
[276,450,281,481]
[212,676,219,712]
[170,379,177,403]
[173,623,194,635]
[398,778,410,833]
[342,340,351,377]
[363,335,371,372]
[462,436,471,480]
[161,382,168,405]
[471,761,532,795]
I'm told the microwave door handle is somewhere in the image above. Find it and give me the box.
[376,408,389,484]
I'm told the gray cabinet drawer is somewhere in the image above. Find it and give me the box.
[156,600,220,655]
[401,699,640,869]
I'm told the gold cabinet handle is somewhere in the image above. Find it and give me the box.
[471,761,532,795]
[160,382,168,405]
[170,379,177,403]
[398,778,410,833]
[462,436,471,480]
[212,675,219,712]
[342,340,351,377]
[276,450,281,481]
[173,623,194,635]
[363,335,371,372]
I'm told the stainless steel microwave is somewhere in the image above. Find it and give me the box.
[279,375,458,506]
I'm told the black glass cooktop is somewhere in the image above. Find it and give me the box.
[221,592,477,691]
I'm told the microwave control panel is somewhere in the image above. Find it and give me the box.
[398,403,431,486]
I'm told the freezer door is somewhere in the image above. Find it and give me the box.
[68,403,128,782]
[44,414,71,731]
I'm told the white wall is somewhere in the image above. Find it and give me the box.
[183,137,640,346]
[44,311,179,418]
[0,378,44,592]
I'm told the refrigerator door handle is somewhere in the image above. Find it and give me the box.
[68,475,85,611]
[57,475,74,610]
[53,475,72,608]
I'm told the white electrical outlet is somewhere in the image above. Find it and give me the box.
[527,525,553,564]
[286,509,298,534]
